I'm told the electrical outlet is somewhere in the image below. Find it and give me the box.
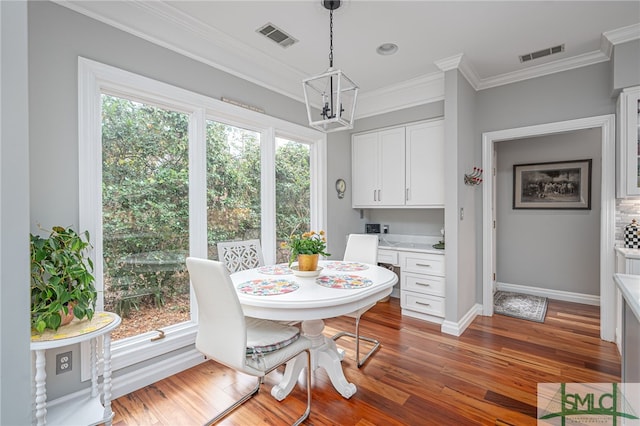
[56,351,72,375]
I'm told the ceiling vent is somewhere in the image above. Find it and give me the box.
[257,23,298,48]
[519,44,565,63]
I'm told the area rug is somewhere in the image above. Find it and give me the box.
[493,291,548,323]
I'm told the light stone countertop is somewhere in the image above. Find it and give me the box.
[615,246,640,259]
[377,234,444,255]
[613,273,640,323]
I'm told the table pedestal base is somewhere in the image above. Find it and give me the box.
[271,319,357,400]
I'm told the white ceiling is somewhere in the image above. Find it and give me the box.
[57,0,640,117]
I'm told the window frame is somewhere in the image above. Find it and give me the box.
[78,57,326,378]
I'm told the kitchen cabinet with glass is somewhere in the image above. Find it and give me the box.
[616,85,640,198]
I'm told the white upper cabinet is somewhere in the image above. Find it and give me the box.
[617,86,640,198]
[352,119,444,208]
[405,120,445,207]
[352,127,405,207]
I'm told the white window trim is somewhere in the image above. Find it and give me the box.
[78,57,326,382]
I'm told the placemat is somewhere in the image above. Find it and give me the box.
[315,274,373,289]
[237,278,299,296]
[257,264,293,275]
[324,261,369,271]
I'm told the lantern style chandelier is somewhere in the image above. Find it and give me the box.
[302,0,359,133]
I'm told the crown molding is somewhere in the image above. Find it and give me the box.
[53,1,640,120]
[476,49,610,90]
[434,53,481,90]
[434,54,464,72]
[434,49,610,92]
[434,24,640,92]
[603,23,640,45]
[54,0,309,104]
[356,73,445,119]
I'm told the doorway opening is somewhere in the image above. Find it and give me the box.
[481,115,616,341]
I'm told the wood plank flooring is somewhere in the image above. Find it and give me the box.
[111,298,620,426]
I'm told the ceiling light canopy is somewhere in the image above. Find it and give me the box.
[302,0,358,133]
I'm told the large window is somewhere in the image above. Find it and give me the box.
[206,121,261,259]
[79,58,326,388]
[275,137,311,264]
[101,95,190,340]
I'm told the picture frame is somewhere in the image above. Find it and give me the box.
[513,159,592,210]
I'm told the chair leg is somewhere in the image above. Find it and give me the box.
[332,316,380,368]
[205,377,261,425]
[206,350,312,426]
[292,349,312,426]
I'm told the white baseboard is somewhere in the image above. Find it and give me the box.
[441,303,482,336]
[111,348,205,399]
[496,282,600,306]
[46,348,205,415]
[401,308,444,324]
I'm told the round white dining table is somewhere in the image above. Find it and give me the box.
[230,260,398,400]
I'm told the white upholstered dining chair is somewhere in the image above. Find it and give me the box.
[332,233,381,367]
[217,239,265,273]
[185,257,312,425]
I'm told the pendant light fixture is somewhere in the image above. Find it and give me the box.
[302,0,358,133]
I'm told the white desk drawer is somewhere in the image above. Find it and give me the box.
[401,292,444,317]
[378,249,398,265]
[403,272,444,297]
[400,252,444,275]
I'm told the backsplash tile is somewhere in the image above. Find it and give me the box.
[616,199,640,246]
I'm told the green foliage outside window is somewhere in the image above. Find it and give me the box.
[101,95,311,318]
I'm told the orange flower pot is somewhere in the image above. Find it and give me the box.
[297,254,319,271]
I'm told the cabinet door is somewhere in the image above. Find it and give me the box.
[378,127,406,206]
[405,120,444,206]
[352,132,380,207]
[627,258,640,275]
[617,86,640,197]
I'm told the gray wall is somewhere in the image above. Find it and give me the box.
[1,2,32,424]
[495,129,601,295]
[443,69,479,323]
[476,61,617,302]
[477,62,616,133]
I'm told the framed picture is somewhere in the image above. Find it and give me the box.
[513,159,592,210]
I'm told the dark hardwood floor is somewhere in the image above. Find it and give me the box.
[111,298,620,426]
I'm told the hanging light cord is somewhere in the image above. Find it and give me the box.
[329,8,334,68]
[322,7,335,119]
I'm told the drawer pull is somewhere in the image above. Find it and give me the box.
[416,282,431,287]
[416,263,432,268]
[416,301,431,307]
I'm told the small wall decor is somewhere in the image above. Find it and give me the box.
[513,159,592,210]
[464,167,483,186]
[335,178,346,199]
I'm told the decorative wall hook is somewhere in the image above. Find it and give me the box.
[464,167,483,186]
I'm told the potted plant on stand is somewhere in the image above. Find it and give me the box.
[283,230,331,271]
[30,226,97,333]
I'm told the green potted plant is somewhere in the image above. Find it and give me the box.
[30,226,97,333]
[281,230,331,271]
